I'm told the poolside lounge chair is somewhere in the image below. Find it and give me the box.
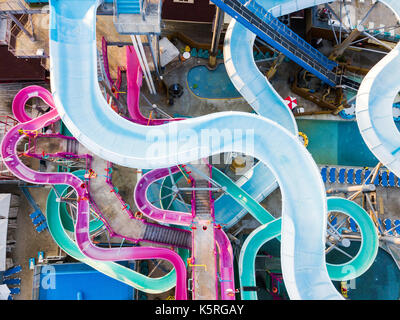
[329,167,336,183]
[389,172,396,187]
[364,169,372,184]
[347,169,354,184]
[3,265,22,278]
[36,222,48,233]
[384,219,394,235]
[3,278,21,286]
[338,168,346,184]
[9,287,20,295]
[394,220,400,235]
[381,171,389,187]
[355,169,362,185]
[349,218,358,232]
[373,173,380,186]
[321,167,327,183]
[32,215,45,226]
[29,210,41,220]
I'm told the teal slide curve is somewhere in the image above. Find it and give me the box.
[238,197,378,300]
[157,167,377,291]
[46,170,189,294]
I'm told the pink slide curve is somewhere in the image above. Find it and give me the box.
[1,86,187,300]
[126,48,235,299]
[134,166,193,226]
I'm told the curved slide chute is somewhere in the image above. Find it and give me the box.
[356,0,400,178]
[47,170,187,294]
[238,197,378,300]
[214,0,336,229]
[1,85,188,299]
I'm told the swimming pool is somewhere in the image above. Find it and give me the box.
[187,64,242,99]
[34,262,135,300]
[297,119,400,167]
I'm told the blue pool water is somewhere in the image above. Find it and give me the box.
[187,64,241,99]
[297,119,400,167]
[36,262,135,300]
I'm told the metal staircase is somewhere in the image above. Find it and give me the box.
[212,0,360,89]
[115,0,141,14]
[194,181,211,217]
[113,0,161,34]
[142,223,192,248]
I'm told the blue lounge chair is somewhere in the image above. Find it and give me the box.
[373,173,380,186]
[384,219,394,235]
[9,287,20,295]
[338,168,346,184]
[29,210,41,220]
[349,218,358,232]
[381,171,389,187]
[329,167,336,183]
[364,169,372,184]
[321,167,327,183]
[394,220,400,235]
[347,169,354,184]
[3,278,21,285]
[329,216,337,227]
[32,215,45,226]
[36,222,48,233]
[3,265,22,278]
[389,172,396,187]
[355,169,362,185]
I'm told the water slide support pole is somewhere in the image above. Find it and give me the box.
[130,35,155,94]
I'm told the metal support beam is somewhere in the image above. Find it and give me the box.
[6,12,35,42]
[209,6,224,68]
[357,1,379,27]
[146,34,161,80]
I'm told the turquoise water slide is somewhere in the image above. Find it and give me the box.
[212,167,378,297]
[238,197,378,300]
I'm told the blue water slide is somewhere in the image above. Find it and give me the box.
[356,1,400,178]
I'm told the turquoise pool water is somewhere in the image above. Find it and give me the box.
[187,64,241,99]
[297,119,400,167]
[36,262,135,300]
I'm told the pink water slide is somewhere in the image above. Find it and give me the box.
[126,45,182,125]
[126,46,235,298]
[134,166,193,226]
[1,86,187,300]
